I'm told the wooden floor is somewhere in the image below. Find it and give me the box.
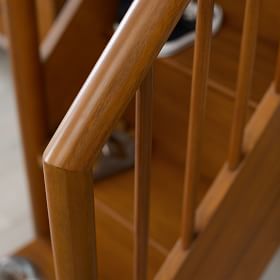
[0,18,279,280]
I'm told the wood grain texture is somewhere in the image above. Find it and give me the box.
[216,0,280,43]
[168,24,277,104]
[228,0,261,170]
[275,46,280,93]
[43,0,191,171]
[43,163,97,280]
[95,199,165,280]
[197,86,280,231]
[41,0,119,132]
[3,0,50,236]
[181,0,213,249]
[156,86,280,280]
[134,69,154,280]
[36,0,56,40]
[102,83,254,253]
[229,196,280,280]
[0,0,60,43]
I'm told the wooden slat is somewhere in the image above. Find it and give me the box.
[228,0,261,170]
[229,196,280,280]
[134,68,154,280]
[156,89,280,280]
[3,0,49,236]
[181,0,214,249]
[43,163,97,280]
[275,45,280,93]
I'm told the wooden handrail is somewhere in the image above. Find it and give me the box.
[43,1,191,279]
[44,0,191,171]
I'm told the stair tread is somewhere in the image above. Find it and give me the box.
[95,153,210,252]
[16,216,164,280]
[95,74,255,254]
[160,24,277,103]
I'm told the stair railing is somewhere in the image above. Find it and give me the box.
[43,0,191,279]
[43,0,280,279]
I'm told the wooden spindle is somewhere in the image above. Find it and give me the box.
[134,68,153,280]
[3,0,50,236]
[181,0,214,249]
[275,46,280,93]
[228,0,261,170]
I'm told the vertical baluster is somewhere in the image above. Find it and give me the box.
[228,0,261,170]
[275,46,280,93]
[3,0,49,236]
[134,68,154,280]
[181,0,214,249]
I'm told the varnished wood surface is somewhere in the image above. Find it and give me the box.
[134,69,154,280]
[43,164,97,280]
[275,47,280,93]
[165,25,277,103]
[0,0,60,43]
[197,86,280,232]
[42,0,117,131]
[95,200,165,280]
[216,0,280,43]
[100,84,254,253]
[44,21,277,134]
[181,0,214,249]
[228,0,261,169]
[3,0,50,236]
[150,66,255,182]
[156,87,280,280]
[44,0,191,171]
[177,97,280,280]
[14,200,166,280]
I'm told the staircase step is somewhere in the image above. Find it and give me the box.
[96,86,254,256]
[160,24,277,103]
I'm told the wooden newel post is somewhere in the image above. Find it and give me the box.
[4,0,50,236]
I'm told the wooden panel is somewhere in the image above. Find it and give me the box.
[156,88,280,280]
[36,0,62,40]
[42,0,118,132]
[197,87,280,231]
[229,198,280,280]
[167,24,277,103]
[95,200,165,280]
[151,64,255,178]
[216,0,280,43]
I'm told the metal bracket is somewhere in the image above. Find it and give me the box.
[93,131,134,180]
